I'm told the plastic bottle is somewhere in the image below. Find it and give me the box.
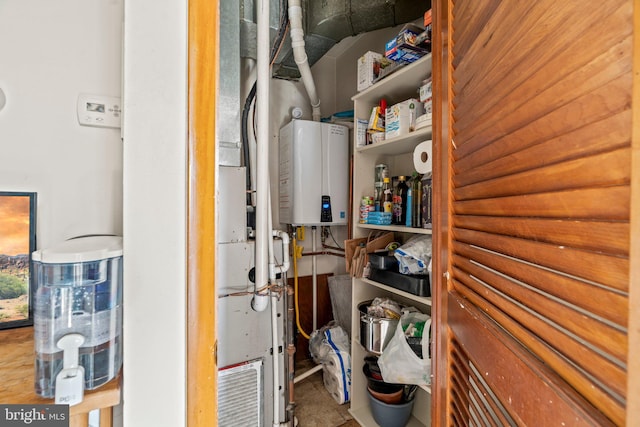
[379,98,387,130]
[405,181,413,227]
[382,177,393,213]
[393,176,409,225]
[374,164,387,212]
[374,184,383,212]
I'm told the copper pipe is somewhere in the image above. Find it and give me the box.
[321,243,345,252]
[286,283,296,425]
[300,250,345,258]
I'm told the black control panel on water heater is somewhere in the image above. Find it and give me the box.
[320,195,332,222]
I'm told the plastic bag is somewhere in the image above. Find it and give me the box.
[394,234,432,275]
[309,322,352,404]
[378,311,431,385]
[366,297,402,319]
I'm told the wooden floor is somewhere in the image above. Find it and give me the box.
[294,359,359,427]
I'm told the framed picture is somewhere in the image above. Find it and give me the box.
[0,192,36,329]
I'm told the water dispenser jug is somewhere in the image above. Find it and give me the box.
[32,236,122,404]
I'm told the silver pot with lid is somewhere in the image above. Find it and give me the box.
[358,300,400,354]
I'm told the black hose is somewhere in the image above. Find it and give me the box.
[242,82,257,206]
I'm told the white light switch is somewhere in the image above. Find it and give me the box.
[77,93,121,128]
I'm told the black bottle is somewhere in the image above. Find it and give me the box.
[393,176,409,225]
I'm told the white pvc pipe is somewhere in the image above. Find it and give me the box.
[312,227,317,331]
[253,0,270,313]
[256,1,281,425]
[293,363,322,384]
[267,187,290,281]
[288,0,321,122]
[272,229,290,276]
[267,182,277,281]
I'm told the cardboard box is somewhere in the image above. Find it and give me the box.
[419,79,432,103]
[367,106,385,132]
[385,99,424,139]
[370,131,385,145]
[420,9,433,52]
[357,51,383,92]
[424,9,432,27]
[393,24,424,47]
[415,111,432,130]
[385,41,429,63]
[356,119,368,147]
[385,24,429,63]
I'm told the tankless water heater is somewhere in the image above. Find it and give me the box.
[278,120,349,226]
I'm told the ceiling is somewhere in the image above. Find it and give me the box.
[240,0,430,79]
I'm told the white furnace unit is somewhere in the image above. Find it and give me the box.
[279,119,349,225]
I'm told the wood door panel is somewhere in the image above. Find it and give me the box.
[450,1,500,62]
[454,35,632,149]
[447,292,618,426]
[451,0,541,74]
[450,348,508,427]
[452,242,628,327]
[452,228,629,292]
[452,253,628,363]
[451,262,628,398]
[454,72,633,161]
[453,1,631,130]
[437,0,633,425]
[452,279,626,425]
[452,216,630,256]
[453,110,631,187]
[453,186,630,221]
[454,147,630,200]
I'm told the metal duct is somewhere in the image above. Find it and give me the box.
[241,0,429,79]
[219,0,242,166]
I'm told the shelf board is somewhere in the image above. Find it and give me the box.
[357,223,433,235]
[352,55,433,105]
[349,406,427,427]
[362,278,432,306]
[356,125,433,156]
[420,384,432,394]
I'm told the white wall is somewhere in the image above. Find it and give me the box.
[122,1,187,426]
[0,0,123,248]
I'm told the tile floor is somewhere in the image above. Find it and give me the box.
[294,359,359,427]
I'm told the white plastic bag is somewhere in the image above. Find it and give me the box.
[394,235,432,275]
[309,322,352,404]
[378,311,431,386]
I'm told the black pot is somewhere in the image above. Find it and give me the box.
[363,362,403,394]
